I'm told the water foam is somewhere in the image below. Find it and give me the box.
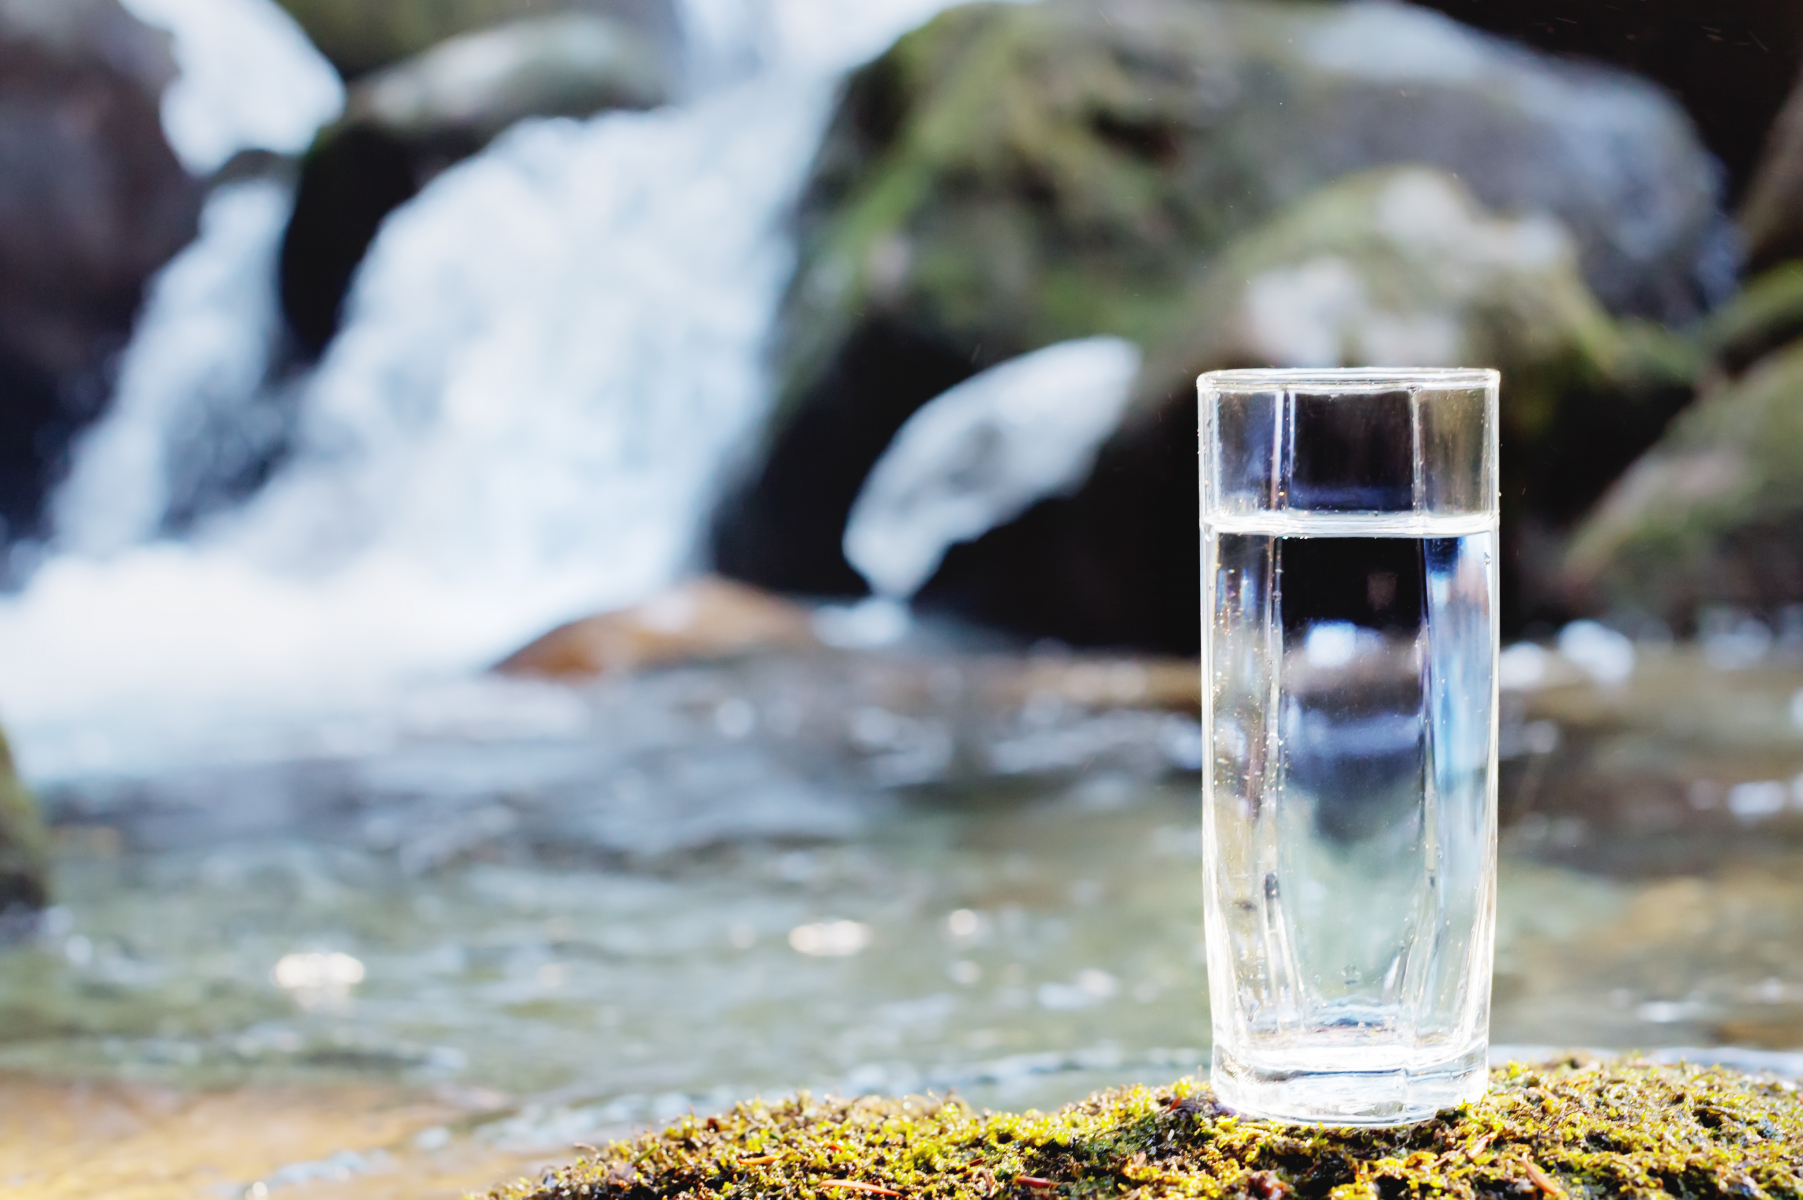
[1,0,977,779]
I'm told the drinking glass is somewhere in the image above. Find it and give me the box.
[1199,368,1499,1125]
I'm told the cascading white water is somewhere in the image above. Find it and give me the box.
[0,0,975,780]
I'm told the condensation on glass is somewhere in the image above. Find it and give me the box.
[1199,368,1500,1126]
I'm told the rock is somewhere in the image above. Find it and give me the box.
[0,727,50,914]
[278,7,678,357]
[1700,263,1803,379]
[495,577,818,679]
[271,0,681,80]
[1413,0,1803,206]
[920,169,1694,648]
[712,0,1722,602]
[0,0,202,543]
[1565,340,1803,623]
[493,1063,1803,1200]
[1741,72,1803,275]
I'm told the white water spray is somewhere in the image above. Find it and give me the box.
[0,0,973,779]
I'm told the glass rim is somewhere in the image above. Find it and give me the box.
[1198,367,1499,392]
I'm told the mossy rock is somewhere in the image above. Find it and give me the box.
[1566,339,1803,624]
[1699,265,1803,379]
[910,169,1694,647]
[272,0,680,79]
[712,0,1720,602]
[490,1061,1803,1200]
[0,729,49,915]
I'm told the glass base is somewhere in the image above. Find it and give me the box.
[1211,1043,1488,1126]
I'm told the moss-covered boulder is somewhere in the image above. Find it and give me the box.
[0,728,49,915]
[272,0,680,80]
[1566,338,1803,623]
[912,169,1691,647]
[490,1062,1803,1200]
[710,0,1721,604]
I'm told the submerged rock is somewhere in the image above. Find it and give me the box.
[920,170,1692,648]
[713,0,1722,602]
[496,577,818,679]
[491,1062,1803,1200]
[0,727,49,914]
[272,0,681,80]
[0,0,201,542]
[1566,341,1803,623]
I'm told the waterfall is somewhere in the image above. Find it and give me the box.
[0,0,973,779]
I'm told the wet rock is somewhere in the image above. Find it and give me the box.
[495,577,818,679]
[1741,72,1803,275]
[1413,0,1803,206]
[0,727,50,914]
[278,8,678,357]
[713,0,1722,603]
[924,169,1694,649]
[272,0,681,80]
[0,0,201,542]
[1565,341,1803,623]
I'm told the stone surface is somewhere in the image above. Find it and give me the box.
[273,0,681,80]
[278,6,678,357]
[920,170,1693,649]
[496,577,819,679]
[1741,73,1803,275]
[1413,0,1803,205]
[0,0,201,542]
[0,726,48,914]
[712,0,1722,606]
[1566,341,1803,623]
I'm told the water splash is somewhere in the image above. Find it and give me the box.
[844,338,1142,600]
[118,0,343,174]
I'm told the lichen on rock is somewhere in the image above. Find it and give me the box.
[489,1061,1803,1200]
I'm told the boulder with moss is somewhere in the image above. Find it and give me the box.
[913,168,1692,648]
[711,0,1721,603]
[0,728,49,915]
[1566,339,1803,624]
[489,1061,1803,1200]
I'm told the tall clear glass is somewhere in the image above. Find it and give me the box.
[1199,368,1499,1126]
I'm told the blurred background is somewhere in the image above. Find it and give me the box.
[3,0,1803,1194]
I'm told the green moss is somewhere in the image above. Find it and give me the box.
[488,1061,1803,1200]
[0,727,48,913]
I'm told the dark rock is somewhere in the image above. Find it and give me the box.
[1408,0,1803,207]
[278,8,677,357]
[1740,73,1803,275]
[921,169,1695,647]
[715,0,1719,627]
[271,0,681,80]
[0,0,201,543]
[0,726,50,914]
[279,124,422,358]
[1565,338,1803,623]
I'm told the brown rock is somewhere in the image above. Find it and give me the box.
[495,577,818,679]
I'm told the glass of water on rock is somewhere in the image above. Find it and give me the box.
[1199,368,1500,1125]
